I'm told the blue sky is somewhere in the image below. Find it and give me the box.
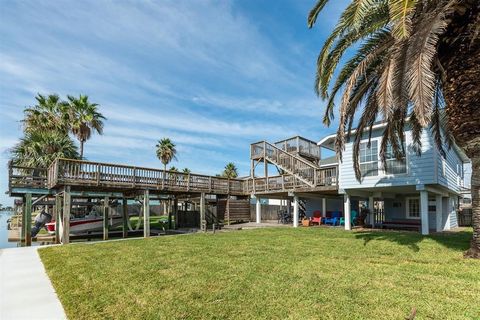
[0,0,349,205]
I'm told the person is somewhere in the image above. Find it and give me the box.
[31,208,52,237]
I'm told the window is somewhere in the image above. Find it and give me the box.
[384,141,407,174]
[441,158,446,177]
[359,140,378,177]
[407,198,420,219]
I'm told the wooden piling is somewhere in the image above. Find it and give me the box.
[24,193,32,246]
[54,194,61,244]
[200,192,206,232]
[143,190,150,237]
[63,186,71,244]
[173,198,178,229]
[103,196,109,241]
[122,198,128,238]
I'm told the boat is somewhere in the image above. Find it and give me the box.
[45,213,124,235]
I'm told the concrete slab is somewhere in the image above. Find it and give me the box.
[0,246,66,320]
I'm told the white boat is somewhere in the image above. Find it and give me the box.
[45,213,124,235]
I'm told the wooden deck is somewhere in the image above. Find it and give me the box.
[9,157,338,197]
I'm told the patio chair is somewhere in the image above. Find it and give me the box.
[323,212,341,226]
[311,210,322,225]
[339,210,358,227]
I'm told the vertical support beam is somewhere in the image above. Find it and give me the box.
[20,197,26,244]
[256,196,261,224]
[435,195,442,232]
[322,198,327,217]
[168,198,173,229]
[173,198,178,230]
[122,198,128,238]
[103,196,110,241]
[420,190,429,235]
[445,197,453,230]
[24,193,32,246]
[293,195,299,228]
[143,190,150,237]
[344,194,351,230]
[368,196,375,227]
[63,186,71,244]
[54,194,61,244]
[200,192,206,231]
[226,197,230,225]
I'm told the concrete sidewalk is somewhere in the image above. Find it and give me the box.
[0,246,66,320]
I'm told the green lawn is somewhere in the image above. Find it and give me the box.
[39,228,480,319]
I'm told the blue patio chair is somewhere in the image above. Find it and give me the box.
[324,212,341,226]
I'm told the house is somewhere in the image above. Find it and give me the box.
[250,120,470,235]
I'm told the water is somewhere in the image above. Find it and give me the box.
[0,211,18,249]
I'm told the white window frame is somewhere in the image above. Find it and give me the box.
[406,197,421,219]
[359,140,379,177]
[383,136,408,176]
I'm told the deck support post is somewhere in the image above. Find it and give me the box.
[62,186,71,244]
[173,198,178,230]
[322,198,327,218]
[435,195,443,232]
[103,196,110,241]
[168,198,173,230]
[143,190,150,237]
[200,192,206,232]
[344,194,351,231]
[368,196,375,227]
[255,196,261,224]
[54,194,61,244]
[293,195,299,228]
[122,198,128,238]
[24,193,32,246]
[420,190,429,235]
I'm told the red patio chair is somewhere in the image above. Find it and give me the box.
[311,210,322,225]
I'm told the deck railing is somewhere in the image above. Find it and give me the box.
[47,158,245,195]
[245,165,337,193]
[8,163,48,190]
[273,136,321,160]
[251,141,327,186]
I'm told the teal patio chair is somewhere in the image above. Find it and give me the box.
[339,210,358,227]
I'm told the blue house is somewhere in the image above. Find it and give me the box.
[249,120,469,235]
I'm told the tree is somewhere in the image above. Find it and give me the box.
[10,130,79,168]
[182,168,191,174]
[308,0,479,257]
[23,94,69,134]
[67,95,105,159]
[156,138,177,188]
[222,162,238,179]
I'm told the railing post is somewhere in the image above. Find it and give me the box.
[209,176,212,193]
[187,173,191,191]
[133,167,137,188]
[314,169,318,186]
[97,163,101,186]
[227,178,230,194]
[282,175,285,191]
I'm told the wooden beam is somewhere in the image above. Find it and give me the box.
[103,196,109,241]
[63,186,71,244]
[200,192,206,231]
[143,189,150,237]
[122,198,128,238]
[168,199,173,230]
[173,197,178,230]
[24,193,32,246]
[54,194,61,244]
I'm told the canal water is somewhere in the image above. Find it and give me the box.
[0,211,18,249]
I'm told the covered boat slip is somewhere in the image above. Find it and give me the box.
[8,158,251,246]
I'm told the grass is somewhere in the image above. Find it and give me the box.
[39,227,480,319]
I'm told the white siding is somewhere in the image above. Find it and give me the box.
[436,142,464,193]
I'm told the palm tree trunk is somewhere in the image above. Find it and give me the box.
[163,164,166,189]
[441,7,480,257]
[80,140,84,159]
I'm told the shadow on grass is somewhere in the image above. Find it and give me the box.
[354,229,472,252]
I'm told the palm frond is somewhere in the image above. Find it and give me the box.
[389,0,418,39]
[307,0,329,28]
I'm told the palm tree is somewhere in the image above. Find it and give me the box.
[23,94,69,134]
[308,0,479,257]
[182,168,191,174]
[222,162,238,179]
[156,138,177,188]
[67,95,105,159]
[10,131,79,168]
